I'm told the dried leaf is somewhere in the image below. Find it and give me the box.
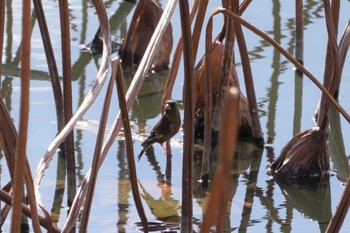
[269,127,329,179]
[120,0,173,69]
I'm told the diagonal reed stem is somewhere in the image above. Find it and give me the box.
[210,8,350,125]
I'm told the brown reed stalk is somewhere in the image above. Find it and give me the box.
[295,0,303,64]
[178,0,195,231]
[79,66,114,232]
[201,87,239,233]
[34,0,111,205]
[0,189,59,232]
[163,0,201,179]
[0,95,48,232]
[0,0,4,80]
[161,0,200,109]
[32,0,64,133]
[62,1,176,230]
[201,16,214,180]
[326,176,350,233]
[233,1,264,144]
[210,1,235,146]
[58,0,76,206]
[210,8,350,124]
[239,0,252,13]
[113,60,148,232]
[317,0,340,130]
[11,0,35,231]
[201,0,253,180]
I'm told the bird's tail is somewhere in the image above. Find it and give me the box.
[137,148,145,161]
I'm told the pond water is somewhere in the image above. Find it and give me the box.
[1,0,350,232]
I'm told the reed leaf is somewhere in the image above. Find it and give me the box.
[269,127,329,178]
[119,0,173,69]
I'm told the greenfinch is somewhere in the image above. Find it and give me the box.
[138,100,181,161]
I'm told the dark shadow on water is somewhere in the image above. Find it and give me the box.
[274,176,332,233]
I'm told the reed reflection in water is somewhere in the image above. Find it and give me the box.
[0,0,349,232]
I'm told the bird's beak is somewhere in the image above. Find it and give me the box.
[165,103,171,111]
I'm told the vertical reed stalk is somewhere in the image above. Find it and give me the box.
[318,0,340,130]
[213,8,350,124]
[161,0,200,109]
[58,0,76,207]
[233,1,264,143]
[0,0,4,81]
[114,60,148,232]
[11,0,32,232]
[210,1,236,142]
[178,0,194,231]
[33,0,64,133]
[295,0,303,64]
[201,17,214,180]
[201,88,239,232]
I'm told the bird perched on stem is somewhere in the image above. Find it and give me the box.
[138,100,181,161]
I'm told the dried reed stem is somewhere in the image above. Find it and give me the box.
[11,0,39,232]
[295,0,303,63]
[0,189,60,232]
[326,176,350,233]
[79,67,115,232]
[114,60,148,232]
[161,0,200,108]
[34,0,111,194]
[58,0,77,207]
[201,87,239,232]
[33,0,64,132]
[62,0,177,231]
[0,0,4,80]
[233,1,264,143]
[179,0,195,231]
[210,8,350,124]
[317,0,341,130]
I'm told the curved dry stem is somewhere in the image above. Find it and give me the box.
[210,7,350,125]
[33,0,111,205]
[62,0,177,231]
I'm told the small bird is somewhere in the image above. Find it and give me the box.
[138,100,181,161]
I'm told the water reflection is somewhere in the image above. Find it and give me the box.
[0,0,349,232]
[274,176,332,233]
